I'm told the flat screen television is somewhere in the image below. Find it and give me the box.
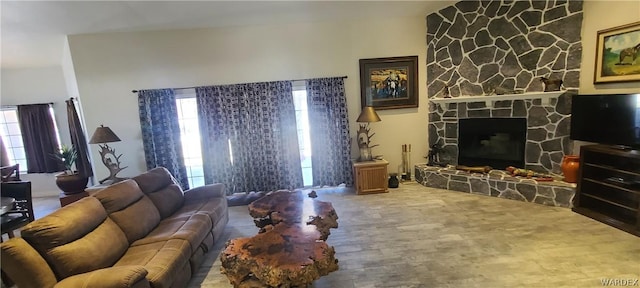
[570,93,640,149]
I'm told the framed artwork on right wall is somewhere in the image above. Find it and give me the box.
[594,21,640,84]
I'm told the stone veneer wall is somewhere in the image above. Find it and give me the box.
[425,0,584,175]
[426,0,583,97]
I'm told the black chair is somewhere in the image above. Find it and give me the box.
[1,181,34,239]
[0,164,20,182]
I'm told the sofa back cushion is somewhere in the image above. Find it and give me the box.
[20,197,129,280]
[93,180,161,243]
[132,167,184,219]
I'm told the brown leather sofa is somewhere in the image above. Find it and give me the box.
[0,167,229,288]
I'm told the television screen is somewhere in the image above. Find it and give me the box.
[570,94,640,148]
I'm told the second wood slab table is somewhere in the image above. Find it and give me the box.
[220,190,339,287]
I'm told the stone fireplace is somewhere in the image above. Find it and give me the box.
[418,93,577,207]
[429,93,573,175]
[417,0,583,208]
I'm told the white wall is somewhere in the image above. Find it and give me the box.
[579,0,640,94]
[68,16,429,180]
[1,66,73,197]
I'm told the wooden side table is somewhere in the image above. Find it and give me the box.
[352,159,389,195]
[59,183,112,207]
[59,191,89,207]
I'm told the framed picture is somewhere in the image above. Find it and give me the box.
[594,21,640,84]
[359,56,418,110]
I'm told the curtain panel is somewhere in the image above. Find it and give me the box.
[66,98,93,178]
[17,104,64,173]
[305,78,353,186]
[138,89,189,190]
[0,136,9,167]
[196,81,302,194]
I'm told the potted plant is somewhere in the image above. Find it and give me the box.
[53,145,89,195]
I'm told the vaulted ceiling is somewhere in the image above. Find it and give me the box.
[1,1,455,69]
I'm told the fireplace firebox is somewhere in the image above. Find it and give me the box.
[458,118,526,170]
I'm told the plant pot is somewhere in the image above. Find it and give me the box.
[55,172,89,195]
[561,155,580,183]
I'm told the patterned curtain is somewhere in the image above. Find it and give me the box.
[66,98,93,178]
[306,77,353,186]
[17,104,64,173]
[196,81,302,194]
[137,89,189,190]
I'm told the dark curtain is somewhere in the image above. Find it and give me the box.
[17,104,63,173]
[66,98,93,178]
[306,77,353,186]
[196,81,302,194]
[138,89,190,190]
[0,136,9,167]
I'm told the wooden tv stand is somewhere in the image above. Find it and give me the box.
[573,145,640,237]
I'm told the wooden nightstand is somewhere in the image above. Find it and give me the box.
[352,159,389,195]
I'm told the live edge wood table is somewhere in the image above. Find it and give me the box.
[220,190,339,288]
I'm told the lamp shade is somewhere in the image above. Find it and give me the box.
[356,106,381,123]
[89,125,121,144]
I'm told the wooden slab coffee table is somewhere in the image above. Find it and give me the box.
[220,190,339,287]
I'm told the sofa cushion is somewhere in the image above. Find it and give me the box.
[20,197,129,280]
[115,239,191,288]
[131,213,212,254]
[132,167,185,219]
[167,197,227,227]
[93,180,161,243]
[0,238,58,288]
[146,184,184,219]
[21,197,107,248]
[54,266,149,288]
[132,167,175,193]
[47,218,129,279]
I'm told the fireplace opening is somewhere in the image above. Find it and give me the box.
[458,118,526,170]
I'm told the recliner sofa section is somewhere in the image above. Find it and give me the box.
[1,167,229,288]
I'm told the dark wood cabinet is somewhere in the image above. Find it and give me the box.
[573,145,640,237]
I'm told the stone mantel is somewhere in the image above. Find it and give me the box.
[430,91,566,107]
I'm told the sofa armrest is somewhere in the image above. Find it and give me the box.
[1,237,58,288]
[54,266,149,288]
[184,183,225,201]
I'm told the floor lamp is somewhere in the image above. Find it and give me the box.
[89,125,127,184]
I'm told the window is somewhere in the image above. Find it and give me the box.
[175,90,205,188]
[175,85,313,188]
[0,108,28,170]
[0,105,62,173]
[292,82,313,186]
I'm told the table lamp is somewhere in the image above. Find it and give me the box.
[89,125,127,184]
[356,106,381,161]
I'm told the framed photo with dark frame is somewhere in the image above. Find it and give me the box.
[594,21,640,84]
[359,56,418,110]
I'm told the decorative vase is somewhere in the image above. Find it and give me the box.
[561,155,580,183]
[55,172,89,195]
[388,173,399,188]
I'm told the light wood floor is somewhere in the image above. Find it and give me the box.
[31,182,639,287]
